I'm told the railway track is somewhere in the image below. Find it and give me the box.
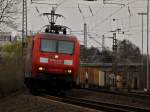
[40,95,150,112]
[82,88,150,99]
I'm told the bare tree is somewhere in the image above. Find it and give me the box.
[0,0,21,31]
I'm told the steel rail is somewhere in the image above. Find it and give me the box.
[40,95,150,112]
[64,96,150,112]
[81,88,150,99]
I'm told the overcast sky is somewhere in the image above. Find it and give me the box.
[27,0,148,53]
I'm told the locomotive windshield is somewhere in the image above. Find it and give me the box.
[41,39,74,54]
[41,39,57,52]
[58,41,74,54]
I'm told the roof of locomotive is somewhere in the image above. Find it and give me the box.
[34,32,78,41]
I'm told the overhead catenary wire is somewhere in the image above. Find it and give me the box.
[34,6,47,25]
[31,0,69,11]
[30,0,147,25]
[77,0,148,49]
[89,6,94,16]
[90,7,123,31]
[103,0,125,6]
[89,0,139,31]
[54,0,69,11]
[78,3,85,22]
[32,6,150,9]
[30,0,69,30]
[87,1,147,39]
[31,0,57,5]
[89,14,145,37]
[29,0,148,49]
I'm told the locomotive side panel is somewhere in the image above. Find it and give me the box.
[72,39,80,80]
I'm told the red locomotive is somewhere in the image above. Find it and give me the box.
[25,33,80,92]
[24,10,80,93]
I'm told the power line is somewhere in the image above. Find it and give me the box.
[88,14,142,35]
[55,0,69,10]
[78,3,85,21]
[31,0,69,11]
[89,0,138,31]
[77,0,148,38]
[90,7,123,31]
[89,6,94,16]
[32,6,149,9]
[34,7,47,25]
[31,0,57,5]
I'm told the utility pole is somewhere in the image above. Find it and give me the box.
[147,0,149,91]
[138,12,147,90]
[22,0,27,77]
[83,23,88,62]
[83,23,88,87]
[22,0,27,46]
[112,33,117,78]
[102,35,105,51]
[104,33,117,88]
[103,33,117,74]
[84,23,88,48]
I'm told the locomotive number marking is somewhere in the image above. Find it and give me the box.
[49,58,63,64]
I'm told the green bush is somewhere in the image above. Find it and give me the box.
[0,42,24,96]
[1,42,22,64]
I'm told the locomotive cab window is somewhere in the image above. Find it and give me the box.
[41,39,57,52]
[40,39,74,54]
[58,41,74,54]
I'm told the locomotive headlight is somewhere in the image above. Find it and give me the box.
[68,70,72,74]
[38,67,45,71]
[55,55,59,59]
[65,69,72,74]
